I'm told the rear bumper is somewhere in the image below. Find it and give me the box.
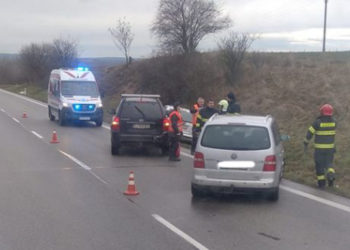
[192,170,279,192]
[111,131,168,146]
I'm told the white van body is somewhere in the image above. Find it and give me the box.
[48,68,103,126]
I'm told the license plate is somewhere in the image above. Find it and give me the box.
[133,124,150,129]
[79,117,90,120]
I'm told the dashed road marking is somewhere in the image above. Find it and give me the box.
[59,150,91,170]
[0,108,5,112]
[152,214,209,250]
[12,117,20,123]
[31,131,43,139]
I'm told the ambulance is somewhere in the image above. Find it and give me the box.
[48,67,104,126]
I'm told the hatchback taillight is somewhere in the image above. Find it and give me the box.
[194,152,205,168]
[111,116,120,131]
[263,155,276,171]
[163,117,170,131]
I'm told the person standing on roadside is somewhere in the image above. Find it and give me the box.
[190,97,205,155]
[195,98,218,134]
[168,102,183,161]
[226,92,241,114]
[304,104,336,188]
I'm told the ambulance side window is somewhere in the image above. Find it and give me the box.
[53,80,60,97]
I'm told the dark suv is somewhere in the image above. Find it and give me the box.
[110,94,170,155]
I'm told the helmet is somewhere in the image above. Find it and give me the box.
[227,92,236,101]
[320,104,333,116]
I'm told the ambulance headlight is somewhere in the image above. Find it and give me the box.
[62,102,69,107]
[97,101,103,108]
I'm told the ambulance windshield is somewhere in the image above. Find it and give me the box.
[61,81,99,97]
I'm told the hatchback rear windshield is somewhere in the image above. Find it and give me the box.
[120,100,163,120]
[180,109,192,123]
[201,125,271,150]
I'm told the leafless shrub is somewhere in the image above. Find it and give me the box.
[109,18,134,65]
[218,32,254,85]
[19,38,78,86]
[152,0,231,55]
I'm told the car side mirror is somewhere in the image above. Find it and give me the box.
[109,109,116,115]
[280,134,290,141]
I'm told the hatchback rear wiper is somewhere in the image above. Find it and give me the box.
[134,105,147,119]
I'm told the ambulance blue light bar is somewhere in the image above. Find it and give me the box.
[77,67,89,71]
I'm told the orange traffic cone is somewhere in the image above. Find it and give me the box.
[50,131,59,143]
[22,112,27,118]
[123,171,139,196]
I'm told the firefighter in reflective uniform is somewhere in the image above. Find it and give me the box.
[304,104,336,188]
[168,102,183,161]
[195,99,218,132]
[190,97,204,155]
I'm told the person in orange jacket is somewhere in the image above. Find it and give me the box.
[190,97,205,155]
[168,102,184,161]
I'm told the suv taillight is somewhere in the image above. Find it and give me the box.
[111,116,120,131]
[194,152,205,168]
[263,155,276,171]
[163,117,170,131]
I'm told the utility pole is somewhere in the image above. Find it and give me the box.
[322,0,328,52]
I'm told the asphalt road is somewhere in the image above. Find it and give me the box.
[1,88,350,250]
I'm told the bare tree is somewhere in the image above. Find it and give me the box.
[152,0,231,54]
[218,32,255,84]
[52,38,79,68]
[109,18,134,64]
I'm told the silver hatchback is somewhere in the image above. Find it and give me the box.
[191,114,285,201]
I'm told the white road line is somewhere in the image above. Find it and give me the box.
[12,118,20,123]
[89,171,109,185]
[0,108,5,112]
[59,150,91,170]
[181,151,193,159]
[31,131,43,139]
[280,185,350,214]
[102,124,110,130]
[152,214,209,250]
[0,88,46,107]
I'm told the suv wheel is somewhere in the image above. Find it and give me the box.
[191,184,207,198]
[111,143,120,155]
[48,106,55,121]
[58,110,66,126]
[266,187,279,202]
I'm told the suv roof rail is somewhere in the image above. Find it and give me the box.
[121,94,160,98]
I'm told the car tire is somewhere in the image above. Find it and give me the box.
[95,118,103,127]
[191,184,207,198]
[58,110,66,126]
[266,187,279,202]
[48,106,55,121]
[111,144,120,155]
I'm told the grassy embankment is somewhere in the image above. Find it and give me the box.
[2,51,350,197]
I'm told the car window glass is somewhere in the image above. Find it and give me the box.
[120,101,163,120]
[201,125,270,150]
[180,109,192,122]
[61,81,99,97]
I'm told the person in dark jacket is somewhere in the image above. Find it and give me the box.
[168,102,183,161]
[226,92,241,114]
[195,99,218,132]
[304,104,336,188]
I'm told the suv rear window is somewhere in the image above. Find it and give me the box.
[120,99,163,120]
[201,125,270,150]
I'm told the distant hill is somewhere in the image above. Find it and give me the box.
[78,57,126,68]
[0,53,18,59]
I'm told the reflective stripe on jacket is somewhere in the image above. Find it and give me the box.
[305,116,336,150]
[169,111,183,133]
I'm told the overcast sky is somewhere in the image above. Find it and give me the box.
[1,0,349,57]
